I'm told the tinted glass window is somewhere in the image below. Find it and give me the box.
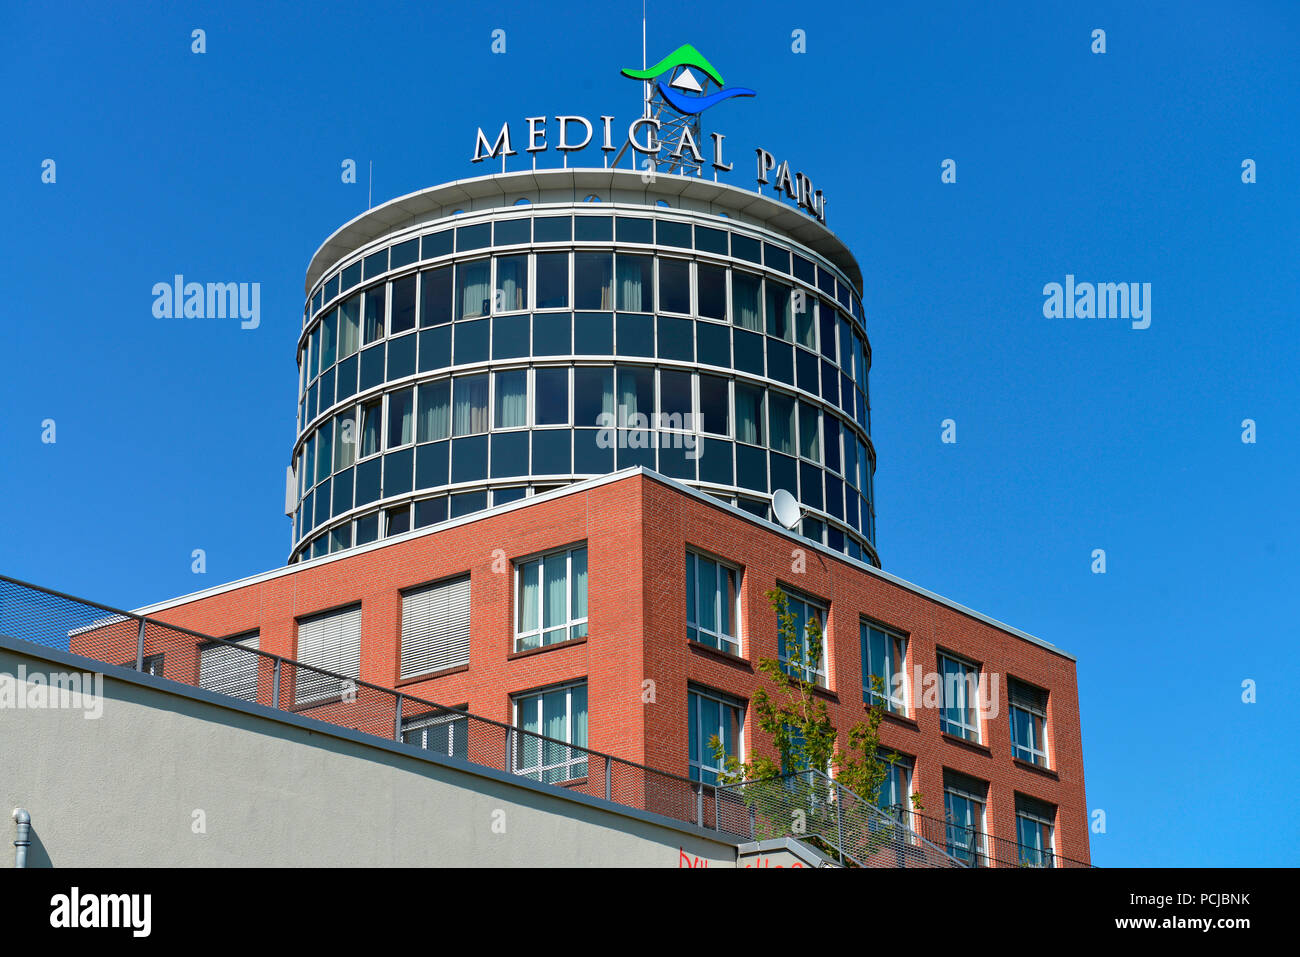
[658,258,690,314]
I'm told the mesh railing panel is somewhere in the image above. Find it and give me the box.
[0,574,720,835]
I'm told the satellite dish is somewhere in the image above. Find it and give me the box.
[771,488,803,530]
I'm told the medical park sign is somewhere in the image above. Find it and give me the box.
[469,44,828,224]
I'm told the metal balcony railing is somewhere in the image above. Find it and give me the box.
[0,574,734,836]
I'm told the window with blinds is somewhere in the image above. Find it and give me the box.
[294,605,362,706]
[199,632,260,702]
[401,576,471,679]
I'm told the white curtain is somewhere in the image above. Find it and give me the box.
[453,375,488,435]
[417,381,450,442]
[733,273,762,331]
[494,370,527,428]
[458,261,491,318]
[496,256,527,311]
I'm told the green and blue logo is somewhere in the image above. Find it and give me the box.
[621,43,755,115]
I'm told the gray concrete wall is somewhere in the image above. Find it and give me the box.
[0,643,737,867]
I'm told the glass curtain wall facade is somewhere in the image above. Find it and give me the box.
[291,179,877,566]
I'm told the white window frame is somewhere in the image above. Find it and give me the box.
[777,589,828,688]
[512,681,588,783]
[943,780,988,867]
[513,543,588,652]
[1015,799,1057,868]
[402,707,469,759]
[938,652,982,743]
[686,550,743,656]
[861,621,908,715]
[399,575,471,679]
[688,686,745,785]
[1009,679,1050,767]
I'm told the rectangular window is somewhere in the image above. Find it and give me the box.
[1015,794,1057,868]
[456,260,491,319]
[334,411,356,470]
[420,266,452,326]
[732,271,762,331]
[688,687,743,784]
[416,380,450,442]
[452,374,489,436]
[534,252,569,309]
[698,374,730,436]
[573,367,614,427]
[390,275,417,334]
[778,590,828,686]
[515,544,588,651]
[360,399,382,458]
[494,369,528,429]
[697,263,727,320]
[534,367,570,425]
[735,383,764,446]
[658,258,691,314]
[794,291,816,349]
[319,309,337,368]
[294,605,362,706]
[938,653,982,742]
[513,682,588,784]
[943,772,988,867]
[495,254,529,312]
[770,391,796,455]
[686,551,741,655]
[400,575,470,678]
[798,402,820,462]
[402,707,469,760]
[574,252,613,310]
[615,254,653,312]
[861,622,907,714]
[766,281,792,340]
[198,632,259,702]
[1009,678,1049,767]
[878,751,913,824]
[387,388,414,448]
[338,295,361,357]
[315,420,333,483]
[363,284,386,343]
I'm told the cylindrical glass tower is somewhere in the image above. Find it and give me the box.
[290,168,876,565]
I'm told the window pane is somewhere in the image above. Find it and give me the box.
[766,282,791,340]
[617,367,654,424]
[659,369,692,425]
[570,547,588,632]
[735,383,763,445]
[387,388,414,448]
[339,296,360,356]
[494,369,527,428]
[319,310,337,368]
[456,260,491,319]
[616,254,653,312]
[452,374,489,435]
[315,421,332,482]
[391,275,417,334]
[770,392,796,455]
[574,253,613,310]
[794,291,815,349]
[573,367,613,427]
[420,266,452,326]
[361,400,382,457]
[535,252,569,309]
[699,375,729,436]
[518,560,539,634]
[798,403,820,461]
[495,255,529,312]
[535,367,570,425]
[334,412,356,469]
[364,285,385,343]
[417,380,450,442]
[697,264,726,320]
[732,272,762,331]
[658,258,690,314]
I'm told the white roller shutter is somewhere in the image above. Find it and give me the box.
[199,633,260,702]
[401,576,471,678]
[295,605,362,705]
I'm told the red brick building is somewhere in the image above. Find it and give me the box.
[113,468,1088,866]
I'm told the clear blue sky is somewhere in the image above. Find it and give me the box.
[2,1,1296,866]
